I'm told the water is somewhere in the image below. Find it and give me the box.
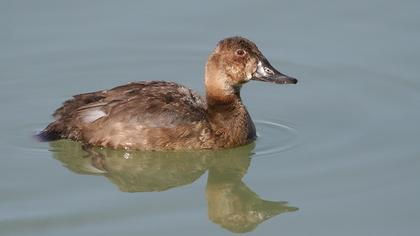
[1,0,420,235]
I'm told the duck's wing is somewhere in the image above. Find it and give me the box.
[41,81,208,141]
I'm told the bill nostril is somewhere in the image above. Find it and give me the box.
[264,68,273,74]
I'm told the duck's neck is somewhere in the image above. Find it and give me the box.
[206,93,256,148]
[205,61,256,147]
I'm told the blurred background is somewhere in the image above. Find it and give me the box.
[1,0,419,235]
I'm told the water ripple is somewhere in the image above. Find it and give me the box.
[253,120,300,158]
[5,122,50,155]
[10,120,299,158]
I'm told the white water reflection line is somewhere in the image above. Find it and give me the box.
[3,122,51,155]
[254,120,300,158]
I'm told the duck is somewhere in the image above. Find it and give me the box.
[39,36,297,150]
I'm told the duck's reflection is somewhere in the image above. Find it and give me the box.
[206,151,298,233]
[50,140,298,233]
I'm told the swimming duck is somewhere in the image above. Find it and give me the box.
[39,36,297,150]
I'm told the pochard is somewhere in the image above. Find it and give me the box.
[39,37,297,150]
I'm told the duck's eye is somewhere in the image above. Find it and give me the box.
[235,49,246,56]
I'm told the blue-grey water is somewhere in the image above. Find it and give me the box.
[1,0,420,235]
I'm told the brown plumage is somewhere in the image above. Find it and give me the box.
[39,36,297,150]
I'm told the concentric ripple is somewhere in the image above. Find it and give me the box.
[4,122,51,155]
[11,120,299,158]
[253,120,300,158]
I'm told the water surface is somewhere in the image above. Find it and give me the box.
[1,0,420,235]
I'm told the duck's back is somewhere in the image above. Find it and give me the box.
[41,81,213,150]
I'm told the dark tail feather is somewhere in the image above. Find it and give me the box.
[35,129,62,142]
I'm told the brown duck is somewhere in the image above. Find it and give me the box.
[39,37,297,150]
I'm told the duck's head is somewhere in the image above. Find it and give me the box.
[205,36,297,103]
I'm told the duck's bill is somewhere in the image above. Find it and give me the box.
[251,60,298,84]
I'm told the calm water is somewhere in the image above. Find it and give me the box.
[1,0,420,235]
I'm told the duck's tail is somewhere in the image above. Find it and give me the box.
[35,124,63,142]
